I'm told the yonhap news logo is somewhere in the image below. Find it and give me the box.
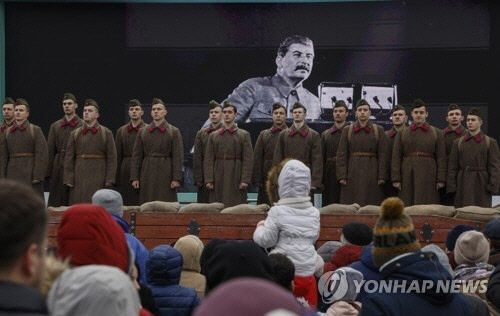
[318,271,488,304]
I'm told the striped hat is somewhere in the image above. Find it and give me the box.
[372,197,421,268]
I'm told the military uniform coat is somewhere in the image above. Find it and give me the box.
[204,124,253,207]
[441,125,466,205]
[193,123,221,203]
[131,120,184,203]
[447,132,500,207]
[252,125,285,205]
[336,121,388,206]
[116,120,145,206]
[1,120,48,197]
[0,120,13,133]
[272,124,323,189]
[64,122,117,204]
[47,115,83,206]
[391,122,446,206]
[321,123,346,206]
[384,126,403,198]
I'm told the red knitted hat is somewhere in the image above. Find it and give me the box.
[57,204,128,273]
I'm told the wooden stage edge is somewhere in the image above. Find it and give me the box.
[47,211,485,251]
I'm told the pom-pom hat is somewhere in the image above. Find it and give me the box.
[372,197,421,268]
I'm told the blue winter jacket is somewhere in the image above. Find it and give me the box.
[147,245,200,316]
[361,251,471,316]
[349,245,381,302]
[113,215,149,285]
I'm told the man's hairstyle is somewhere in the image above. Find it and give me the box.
[0,180,47,270]
[291,102,306,113]
[223,101,237,113]
[277,35,314,57]
[272,102,286,113]
[15,98,30,112]
[356,99,370,110]
[269,253,295,291]
[468,107,483,120]
[3,97,15,105]
[447,103,461,114]
[333,100,348,111]
[128,99,142,109]
[152,98,166,107]
[412,98,427,111]
[63,93,77,103]
[84,99,99,111]
[209,100,222,110]
[391,104,406,114]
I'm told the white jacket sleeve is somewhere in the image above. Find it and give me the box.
[253,207,280,248]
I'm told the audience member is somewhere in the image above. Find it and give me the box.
[445,224,475,269]
[92,188,149,284]
[199,238,226,277]
[146,245,200,316]
[174,235,206,299]
[269,253,295,291]
[483,218,500,266]
[421,244,454,277]
[454,231,494,283]
[348,245,380,302]
[193,278,315,316]
[253,159,321,306]
[39,254,69,297]
[132,262,160,316]
[56,204,130,273]
[0,179,48,315]
[204,240,274,294]
[486,264,500,313]
[324,222,372,273]
[317,241,342,263]
[47,265,140,316]
[361,197,471,315]
[321,267,363,316]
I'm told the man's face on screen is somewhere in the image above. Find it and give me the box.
[277,43,314,82]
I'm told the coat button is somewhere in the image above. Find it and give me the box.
[396,263,401,267]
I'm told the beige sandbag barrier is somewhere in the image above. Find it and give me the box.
[454,206,500,222]
[123,205,140,212]
[319,203,360,215]
[46,206,69,212]
[356,205,381,215]
[405,204,456,217]
[179,202,225,213]
[139,201,181,213]
[221,204,270,214]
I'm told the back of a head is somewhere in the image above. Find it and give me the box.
[57,204,129,273]
[277,159,311,200]
[421,244,454,277]
[146,245,183,286]
[269,253,295,291]
[47,265,140,316]
[200,238,227,276]
[446,224,474,252]
[174,235,204,273]
[194,278,306,316]
[0,180,46,279]
[91,189,124,217]
[318,267,363,304]
[454,230,490,266]
[205,240,273,294]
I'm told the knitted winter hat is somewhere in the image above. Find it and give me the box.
[483,218,500,240]
[445,224,474,251]
[454,230,490,265]
[57,204,129,273]
[372,198,421,268]
[92,189,124,217]
[342,222,373,246]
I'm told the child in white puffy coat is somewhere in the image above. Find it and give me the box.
[253,159,322,307]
